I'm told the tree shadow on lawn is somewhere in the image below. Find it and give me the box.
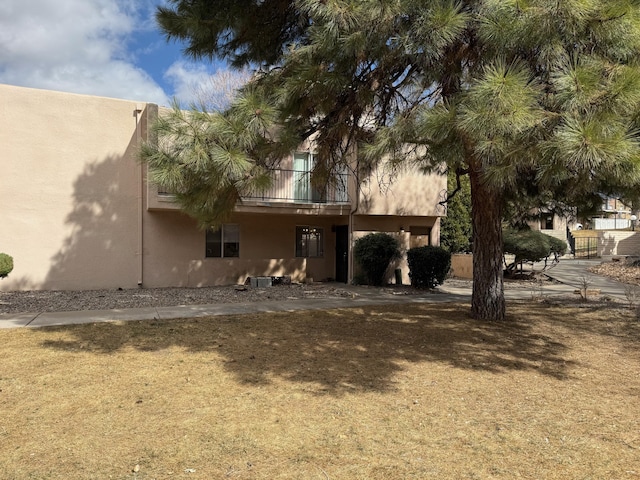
[38,303,578,394]
[536,300,640,354]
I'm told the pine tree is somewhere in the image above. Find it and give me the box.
[148,0,640,321]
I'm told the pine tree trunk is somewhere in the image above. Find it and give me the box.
[469,167,506,321]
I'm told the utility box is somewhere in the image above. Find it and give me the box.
[250,276,273,288]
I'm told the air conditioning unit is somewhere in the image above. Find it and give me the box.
[250,276,273,288]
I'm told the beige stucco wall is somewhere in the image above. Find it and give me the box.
[450,254,473,279]
[358,165,445,217]
[350,162,444,285]
[0,84,145,291]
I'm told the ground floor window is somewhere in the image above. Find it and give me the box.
[296,226,324,257]
[206,224,240,258]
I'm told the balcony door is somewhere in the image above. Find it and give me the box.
[293,152,324,202]
[293,152,312,201]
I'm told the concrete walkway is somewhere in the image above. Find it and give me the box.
[0,258,629,329]
[439,258,630,301]
[540,258,631,300]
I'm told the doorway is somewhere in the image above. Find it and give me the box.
[335,225,349,283]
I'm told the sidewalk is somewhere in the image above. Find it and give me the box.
[0,289,474,329]
[541,258,630,300]
[0,258,628,329]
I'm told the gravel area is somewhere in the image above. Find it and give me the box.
[0,276,549,315]
[0,283,363,315]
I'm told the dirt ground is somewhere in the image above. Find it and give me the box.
[0,302,638,479]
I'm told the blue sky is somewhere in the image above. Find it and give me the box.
[0,0,242,106]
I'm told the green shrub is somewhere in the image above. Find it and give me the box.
[503,229,566,271]
[0,253,13,279]
[353,233,401,286]
[351,272,368,286]
[503,229,550,267]
[407,246,451,288]
[548,235,568,257]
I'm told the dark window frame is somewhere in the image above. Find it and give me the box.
[295,226,324,258]
[206,224,240,258]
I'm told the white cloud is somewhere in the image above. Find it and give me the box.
[163,61,215,106]
[0,0,170,105]
[164,60,251,110]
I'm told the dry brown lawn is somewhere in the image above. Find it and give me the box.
[1,302,639,479]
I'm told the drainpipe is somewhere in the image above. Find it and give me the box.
[135,106,144,287]
[348,173,360,285]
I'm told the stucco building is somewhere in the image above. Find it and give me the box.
[0,84,445,291]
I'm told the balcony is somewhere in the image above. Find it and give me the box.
[150,169,350,211]
[243,169,349,204]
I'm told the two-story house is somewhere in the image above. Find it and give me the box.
[0,84,444,291]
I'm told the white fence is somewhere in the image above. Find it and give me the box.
[593,218,631,230]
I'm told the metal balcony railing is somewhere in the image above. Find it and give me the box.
[245,169,349,204]
[158,169,350,205]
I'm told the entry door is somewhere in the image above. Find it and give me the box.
[335,225,349,283]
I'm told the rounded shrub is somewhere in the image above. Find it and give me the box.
[503,229,552,265]
[407,246,451,288]
[548,235,568,257]
[0,253,14,279]
[353,233,401,286]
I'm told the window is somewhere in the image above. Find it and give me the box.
[544,216,554,230]
[296,226,324,257]
[206,224,240,258]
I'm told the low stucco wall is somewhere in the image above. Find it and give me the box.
[450,254,473,279]
[571,229,640,257]
[597,231,640,256]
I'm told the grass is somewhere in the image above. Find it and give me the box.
[0,302,639,479]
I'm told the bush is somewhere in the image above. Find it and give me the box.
[0,253,13,279]
[548,235,568,257]
[503,229,551,266]
[407,246,451,288]
[353,233,401,286]
[503,229,567,271]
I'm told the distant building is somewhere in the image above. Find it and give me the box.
[591,195,634,230]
